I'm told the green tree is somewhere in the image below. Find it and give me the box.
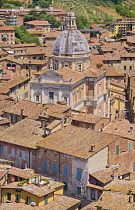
[14,26,40,45]
[0,0,3,8]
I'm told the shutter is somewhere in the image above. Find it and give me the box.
[43,160,48,171]
[128,143,132,151]
[52,162,57,173]
[0,145,3,154]
[10,114,13,122]
[7,193,11,201]
[133,162,135,171]
[115,145,119,155]
[26,196,30,205]
[64,166,68,177]
[77,187,81,194]
[16,195,20,203]
[77,169,82,181]
[44,195,48,205]
[11,148,15,157]
[22,151,25,160]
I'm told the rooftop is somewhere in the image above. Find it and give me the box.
[103,119,135,140]
[72,113,103,124]
[90,164,130,184]
[2,182,55,197]
[25,20,50,25]
[94,191,135,210]
[38,125,121,159]
[0,118,44,149]
[104,179,135,194]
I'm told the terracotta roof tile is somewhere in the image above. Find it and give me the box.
[103,120,135,140]
[38,125,121,159]
[25,20,50,25]
[0,118,44,149]
[94,191,135,210]
[90,164,130,184]
[2,182,55,197]
[72,113,102,124]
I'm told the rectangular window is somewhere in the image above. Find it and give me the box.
[7,192,11,201]
[26,66,28,70]
[44,195,48,205]
[9,114,13,122]
[128,143,132,151]
[26,74,29,77]
[42,160,48,171]
[22,151,26,160]
[124,66,126,70]
[11,148,15,157]
[130,66,132,70]
[16,194,20,203]
[49,92,54,100]
[63,166,68,177]
[115,145,120,155]
[76,169,82,181]
[26,196,30,205]
[52,162,57,174]
[0,145,3,154]
[77,186,81,194]
[24,92,28,99]
[78,64,82,71]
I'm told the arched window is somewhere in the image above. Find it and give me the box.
[36,95,39,102]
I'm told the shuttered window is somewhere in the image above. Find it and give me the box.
[43,160,48,171]
[22,151,26,160]
[26,196,30,205]
[76,169,82,181]
[128,143,132,151]
[133,162,135,171]
[11,148,15,157]
[0,145,3,154]
[115,145,120,155]
[77,187,81,194]
[63,166,68,177]
[52,162,57,174]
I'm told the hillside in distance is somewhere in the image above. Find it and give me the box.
[54,0,135,25]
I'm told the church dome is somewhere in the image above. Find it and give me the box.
[52,11,90,56]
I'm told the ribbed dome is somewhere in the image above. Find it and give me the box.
[52,11,90,56]
[53,29,90,56]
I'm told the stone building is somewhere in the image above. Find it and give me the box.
[30,11,109,117]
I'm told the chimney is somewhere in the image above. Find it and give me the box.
[21,109,24,116]
[129,195,134,203]
[25,164,27,169]
[89,144,95,152]
[113,168,118,180]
